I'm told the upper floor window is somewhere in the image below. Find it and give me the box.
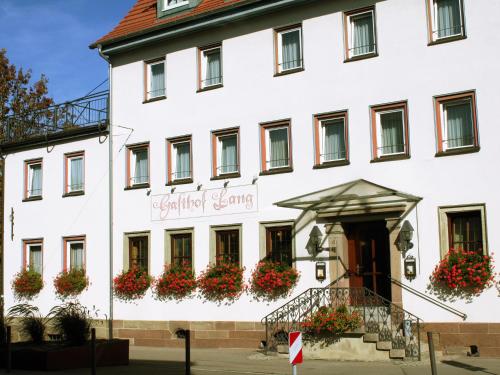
[126,143,150,188]
[275,25,303,74]
[64,236,85,271]
[24,159,42,200]
[199,44,222,90]
[260,120,292,174]
[64,152,84,195]
[212,128,239,178]
[167,136,192,184]
[145,59,166,101]
[23,239,43,274]
[314,111,349,167]
[371,101,410,161]
[434,91,478,155]
[428,0,465,43]
[344,7,377,61]
[163,0,189,10]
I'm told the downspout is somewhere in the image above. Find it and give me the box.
[97,45,114,340]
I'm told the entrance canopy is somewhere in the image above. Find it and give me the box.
[275,179,422,219]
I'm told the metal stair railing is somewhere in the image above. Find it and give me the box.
[262,286,422,360]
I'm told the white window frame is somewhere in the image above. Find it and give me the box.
[200,46,222,89]
[26,242,43,274]
[66,239,85,271]
[347,10,376,59]
[276,27,303,73]
[319,118,347,163]
[375,109,406,157]
[129,146,149,186]
[27,162,42,198]
[146,60,165,100]
[216,133,238,175]
[265,126,290,169]
[431,0,464,41]
[171,140,192,181]
[66,154,84,193]
[440,98,474,151]
[163,0,189,11]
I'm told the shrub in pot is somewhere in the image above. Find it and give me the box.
[302,305,362,335]
[249,260,300,302]
[48,302,93,346]
[113,268,152,301]
[12,270,43,301]
[153,262,197,301]
[54,269,89,300]
[6,304,46,344]
[197,261,245,304]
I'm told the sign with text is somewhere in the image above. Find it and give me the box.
[151,184,258,221]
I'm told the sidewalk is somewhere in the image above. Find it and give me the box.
[7,346,500,374]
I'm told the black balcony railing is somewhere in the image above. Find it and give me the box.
[1,91,109,144]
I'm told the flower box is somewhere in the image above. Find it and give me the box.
[153,262,197,301]
[54,269,89,300]
[249,260,300,302]
[197,262,245,304]
[113,268,152,302]
[12,270,43,301]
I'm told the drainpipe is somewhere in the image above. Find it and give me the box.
[97,45,114,340]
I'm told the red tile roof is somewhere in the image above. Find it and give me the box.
[93,0,251,47]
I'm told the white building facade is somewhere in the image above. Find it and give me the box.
[3,0,500,357]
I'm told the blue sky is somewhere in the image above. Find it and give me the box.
[0,0,136,102]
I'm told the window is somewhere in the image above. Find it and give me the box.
[438,205,488,256]
[275,25,303,74]
[212,128,239,178]
[145,59,165,100]
[171,233,192,266]
[314,111,349,167]
[64,152,84,195]
[24,159,42,200]
[163,0,189,10]
[427,0,465,43]
[260,120,292,173]
[64,236,85,271]
[266,226,293,266]
[23,240,43,274]
[344,7,377,60]
[216,230,240,265]
[167,136,192,184]
[371,102,410,160]
[129,236,149,272]
[126,143,149,188]
[199,44,222,90]
[435,91,478,154]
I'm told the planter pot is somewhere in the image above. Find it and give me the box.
[0,339,129,371]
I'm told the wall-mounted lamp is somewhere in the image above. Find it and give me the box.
[252,175,259,185]
[171,187,176,194]
[315,262,326,282]
[398,220,415,257]
[197,183,203,191]
[308,226,332,255]
[404,255,417,281]
[224,181,230,188]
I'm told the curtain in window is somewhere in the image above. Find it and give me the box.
[436,0,461,38]
[70,243,84,271]
[323,120,346,161]
[452,214,482,252]
[150,63,165,98]
[30,165,42,196]
[380,112,404,154]
[446,102,473,148]
[205,51,221,86]
[134,150,148,184]
[70,158,83,191]
[352,14,374,56]
[282,30,301,70]
[29,246,42,274]
[175,143,191,179]
[220,135,237,173]
[269,128,289,168]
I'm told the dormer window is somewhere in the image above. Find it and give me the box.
[164,0,189,10]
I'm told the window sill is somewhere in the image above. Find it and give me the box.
[124,183,150,191]
[313,160,350,169]
[166,178,194,186]
[260,167,293,176]
[428,34,466,46]
[274,67,304,77]
[197,84,223,93]
[344,52,378,63]
[143,96,166,104]
[435,146,480,158]
[22,196,43,202]
[62,191,85,198]
[371,154,410,163]
[211,173,241,181]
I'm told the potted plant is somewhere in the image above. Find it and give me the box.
[249,260,300,302]
[302,305,362,335]
[6,304,46,344]
[113,268,152,302]
[54,269,89,300]
[197,261,245,304]
[428,248,495,302]
[12,270,43,301]
[153,262,197,301]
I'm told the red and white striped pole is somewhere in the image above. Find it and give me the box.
[289,331,303,375]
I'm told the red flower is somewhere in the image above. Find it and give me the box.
[12,270,43,301]
[249,260,300,302]
[113,267,152,302]
[197,261,245,304]
[53,269,89,300]
[153,262,197,301]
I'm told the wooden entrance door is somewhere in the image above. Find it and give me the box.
[346,221,392,301]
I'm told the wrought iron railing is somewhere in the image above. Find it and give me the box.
[262,287,421,360]
[1,91,109,144]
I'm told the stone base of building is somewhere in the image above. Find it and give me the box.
[421,323,500,358]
